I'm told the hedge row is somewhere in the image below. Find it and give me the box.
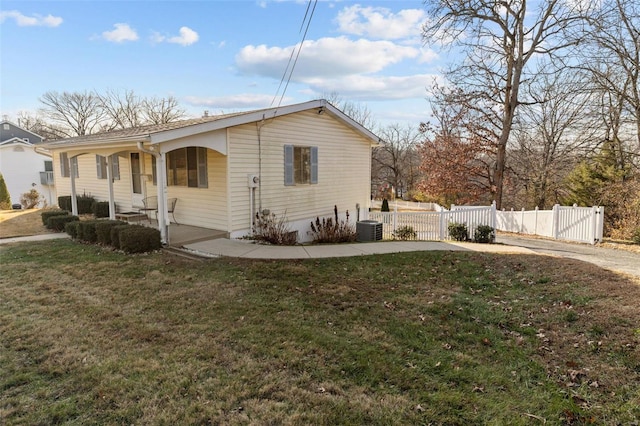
[42,210,162,253]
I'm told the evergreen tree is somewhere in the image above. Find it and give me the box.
[0,173,11,210]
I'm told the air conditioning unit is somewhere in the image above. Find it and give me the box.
[248,174,260,188]
[356,220,383,242]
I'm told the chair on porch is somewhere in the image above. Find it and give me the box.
[138,196,158,223]
[138,196,179,225]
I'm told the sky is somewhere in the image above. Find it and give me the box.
[0,0,447,129]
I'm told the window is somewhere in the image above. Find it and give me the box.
[60,153,78,178]
[96,155,120,180]
[44,160,53,172]
[166,147,207,188]
[284,145,317,186]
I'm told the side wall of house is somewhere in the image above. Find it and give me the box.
[227,110,372,240]
[0,145,56,207]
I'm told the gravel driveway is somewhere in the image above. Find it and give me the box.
[497,234,640,279]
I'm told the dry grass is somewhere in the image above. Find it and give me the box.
[0,209,54,239]
[1,238,639,425]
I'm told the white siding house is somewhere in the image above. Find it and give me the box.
[42,100,379,244]
[0,121,55,207]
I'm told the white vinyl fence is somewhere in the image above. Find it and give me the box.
[495,205,604,244]
[367,204,495,241]
[366,201,604,244]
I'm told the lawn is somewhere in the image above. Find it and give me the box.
[1,239,639,425]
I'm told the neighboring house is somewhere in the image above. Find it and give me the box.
[41,100,380,243]
[0,120,55,207]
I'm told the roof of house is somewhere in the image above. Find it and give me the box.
[41,100,381,149]
[0,120,45,142]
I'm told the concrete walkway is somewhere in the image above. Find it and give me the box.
[181,238,535,259]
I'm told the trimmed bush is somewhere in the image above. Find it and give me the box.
[58,196,72,211]
[632,227,640,245]
[77,220,102,243]
[47,215,79,232]
[42,209,69,226]
[95,220,127,245]
[448,222,468,241]
[77,194,95,214]
[110,225,130,249]
[57,194,96,214]
[474,225,495,244]
[65,221,81,239]
[381,198,390,212]
[119,225,162,253]
[0,173,10,210]
[92,201,110,218]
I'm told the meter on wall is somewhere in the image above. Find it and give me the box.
[248,174,260,188]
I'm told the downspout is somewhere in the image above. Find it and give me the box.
[137,141,169,245]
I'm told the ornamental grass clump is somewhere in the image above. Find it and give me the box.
[308,205,357,243]
[253,210,297,245]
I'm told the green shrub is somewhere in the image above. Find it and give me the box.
[474,225,495,244]
[0,173,10,210]
[119,225,162,253]
[95,220,127,245]
[394,225,417,241]
[308,205,357,244]
[77,220,102,243]
[42,209,69,226]
[58,196,72,211]
[77,194,95,214]
[448,222,468,241]
[58,194,96,214]
[65,221,81,239]
[381,198,390,212]
[92,201,110,218]
[110,225,130,249]
[47,215,79,232]
[632,227,640,245]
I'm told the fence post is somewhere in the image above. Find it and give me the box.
[490,201,496,230]
[552,204,560,240]
[534,206,538,235]
[393,203,398,236]
[520,208,525,233]
[510,208,515,233]
[439,210,446,240]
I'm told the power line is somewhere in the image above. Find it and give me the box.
[271,0,318,108]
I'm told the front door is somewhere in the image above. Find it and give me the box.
[130,153,144,208]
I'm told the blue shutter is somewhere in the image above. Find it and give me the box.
[111,155,120,180]
[197,147,208,188]
[284,145,294,186]
[96,155,103,179]
[310,146,318,184]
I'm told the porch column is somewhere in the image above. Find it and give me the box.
[106,155,116,220]
[70,155,78,216]
[155,151,169,244]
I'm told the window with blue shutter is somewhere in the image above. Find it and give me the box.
[285,145,318,186]
[284,145,294,186]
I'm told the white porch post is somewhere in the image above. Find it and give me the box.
[70,155,78,216]
[155,151,169,244]
[106,155,116,220]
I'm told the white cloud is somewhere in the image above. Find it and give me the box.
[303,74,440,100]
[0,10,63,27]
[236,36,419,79]
[168,26,199,46]
[335,5,425,40]
[151,26,199,46]
[184,94,281,109]
[102,23,138,43]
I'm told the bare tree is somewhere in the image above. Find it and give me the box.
[508,69,599,208]
[373,124,422,199]
[422,0,593,208]
[39,91,107,137]
[581,0,640,168]
[324,92,376,130]
[98,89,144,130]
[141,96,186,125]
[15,111,67,141]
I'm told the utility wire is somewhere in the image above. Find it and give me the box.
[270,0,318,108]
